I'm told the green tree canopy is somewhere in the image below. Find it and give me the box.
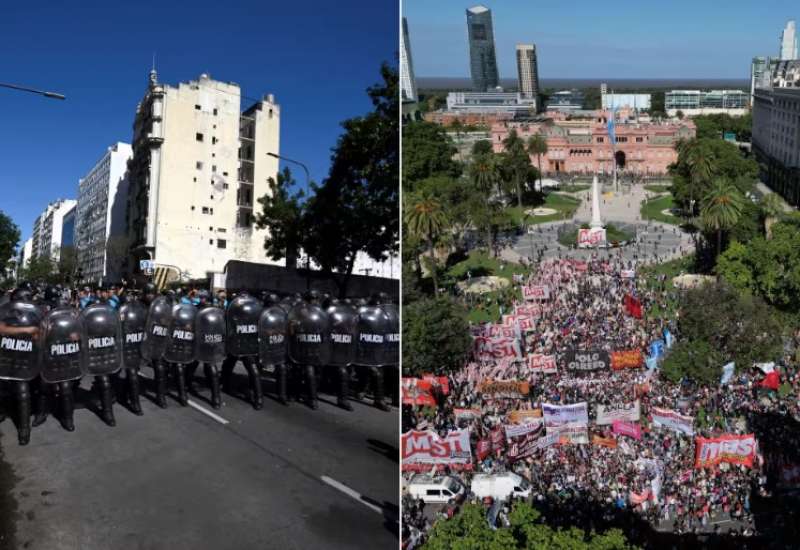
[403,296,472,377]
[403,121,462,191]
[255,166,306,264]
[0,210,20,273]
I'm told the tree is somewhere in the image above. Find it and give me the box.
[760,192,785,239]
[700,178,745,257]
[471,139,493,157]
[255,167,306,266]
[301,63,399,297]
[402,121,461,191]
[405,193,447,296]
[685,142,714,216]
[676,109,684,120]
[403,297,472,377]
[500,130,531,208]
[0,210,20,274]
[527,133,548,192]
[469,153,501,197]
[18,254,57,284]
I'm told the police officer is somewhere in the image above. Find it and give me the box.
[259,294,289,405]
[287,293,331,410]
[118,292,147,415]
[187,294,225,409]
[221,292,263,410]
[326,299,357,411]
[140,291,172,408]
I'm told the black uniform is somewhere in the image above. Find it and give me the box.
[222,294,264,410]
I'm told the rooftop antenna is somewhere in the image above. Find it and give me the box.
[149,52,158,86]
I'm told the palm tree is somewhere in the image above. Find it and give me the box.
[700,179,745,257]
[527,134,548,193]
[405,193,447,295]
[685,143,714,217]
[501,130,530,208]
[760,192,785,239]
[469,153,500,197]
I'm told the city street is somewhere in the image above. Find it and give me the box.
[0,367,398,549]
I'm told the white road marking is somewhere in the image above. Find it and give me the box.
[320,475,383,515]
[187,399,230,425]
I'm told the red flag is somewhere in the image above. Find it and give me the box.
[624,294,642,319]
[761,371,780,391]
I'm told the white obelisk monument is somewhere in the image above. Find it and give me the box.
[590,174,603,228]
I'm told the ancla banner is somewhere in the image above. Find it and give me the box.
[401,429,472,466]
[611,350,644,371]
[529,353,557,374]
[651,407,695,436]
[612,420,642,440]
[543,402,589,429]
[596,401,641,425]
[562,349,610,371]
[695,434,757,469]
[523,285,551,301]
[478,380,530,398]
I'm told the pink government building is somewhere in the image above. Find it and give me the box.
[490,108,696,176]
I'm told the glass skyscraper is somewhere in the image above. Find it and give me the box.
[400,17,417,102]
[466,5,499,92]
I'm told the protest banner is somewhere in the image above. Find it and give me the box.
[543,402,589,429]
[611,350,643,371]
[592,435,617,448]
[629,490,651,505]
[578,228,606,247]
[612,420,642,440]
[401,429,472,466]
[529,353,557,374]
[487,325,516,338]
[507,409,543,424]
[550,424,589,444]
[620,269,635,279]
[523,285,551,301]
[596,401,641,425]
[694,434,757,469]
[490,425,505,451]
[504,419,543,439]
[651,407,695,435]
[514,304,541,317]
[478,380,530,398]
[562,349,610,371]
[421,375,449,395]
[474,337,520,360]
[401,378,437,407]
[454,408,481,423]
[476,439,492,461]
[506,422,546,462]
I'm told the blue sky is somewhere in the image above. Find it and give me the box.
[0,0,397,245]
[404,0,795,79]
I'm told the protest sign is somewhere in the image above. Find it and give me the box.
[401,378,437,407]
[592,435,617,448]
[612,420,642,440]
[563,349,610,371]
[543,402,589,429]
[611,350,643,370]
[529,353,557,374]
[454,408,481,423]
[401,429,472,466]
[507,409,543,424]
[596,401,641,425]
[523,285,551,301]
[478,380,530,398]
[651,407,695,436]
[694,434,757,469]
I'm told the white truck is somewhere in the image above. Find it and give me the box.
[406,474,466,504]
[471,472,532,502]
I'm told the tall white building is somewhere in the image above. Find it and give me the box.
[18,238,32,270]
[515,44,539,106]
[780,20,797,60]
[400,17,418,102]
[31,199,76,263]
[126,71,281,283]
[74,142,133,284]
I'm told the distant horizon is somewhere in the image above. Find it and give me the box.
[416,76,750,90]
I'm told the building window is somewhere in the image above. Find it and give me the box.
[209,226,213,231]
[210,207,214,214]
[217,239,227,249]
[212,165,217,172]
[636,137,643,143]
[195,104,201,111]
[218,228,226,233]
[213,108,218,116]
[196,133,204,142]
[209,239,213,244]
[222,171,228,177]
[212,137,217,145]
[202,207,209,214]
[597,137,604,143]
[196,161,203,170]
[191,206,195,211]
[193,177,197,182]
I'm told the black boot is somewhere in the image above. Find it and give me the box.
[185,362,199,395]
[127,369,143,415]
[243,358,263,410]
[97,375,115,426]
[371,367,390,412]
[16,381,31,445]
[32,379,48,427]
[174,364,188,406]
[58,381,75,432]
[276,364,288,405]
[306,365,318,410]
[337,366,352,411]
[220,356,235,395]
[388,366,399,408]
[153,360,168,408]
[204,363,222,409]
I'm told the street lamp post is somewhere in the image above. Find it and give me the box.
[0,82,65,100]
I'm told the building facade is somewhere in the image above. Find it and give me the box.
[401,17,418,103]
[601,92,651,111]
[751,57,771,103]
[466,5,499,92]
[18,238,32,270]
[125,71,280,282]
[665,90,748,116]
[545,89,585,112]
[445,91,536,115]
[491,109,695,176]
[781,20,798,60]
[74,142,133,284]
[31,199,76,263]
[61,204,76,248]
[515,44,539,105]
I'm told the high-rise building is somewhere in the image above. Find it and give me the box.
[31,199,76,263]
[74,142,133,284]
[780,20,797,60]
[466,5,499,92]
[400,17,418,102]
[751,56,770,102]
[126,71,281,283]
[61,204,76,248]
[18,238,32,270]
[515,44,539,107]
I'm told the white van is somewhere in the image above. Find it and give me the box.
[471,472,531,502]
[406,474,466,504]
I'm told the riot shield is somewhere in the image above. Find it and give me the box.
[354,305,389,367]
[195,306,226,364]
[225,296,262,357]
[141,296,172,362]
[380,303,399,367]
[258,305,287,367]
[119,299,147,370]
[164,303,197,364]
[81,303,123,376]
[327,302,357,367]
[0,301,43,381]
[288,303,331,366]
[41,306,86,383]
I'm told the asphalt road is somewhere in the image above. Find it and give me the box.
[0,364,398,550]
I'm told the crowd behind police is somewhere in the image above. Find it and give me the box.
[0,280,398,446]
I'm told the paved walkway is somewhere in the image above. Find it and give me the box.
[756,181,794,212]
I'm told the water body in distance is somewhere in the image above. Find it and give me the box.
[417,77,750,91]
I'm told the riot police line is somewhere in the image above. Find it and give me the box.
[0,283,399,446]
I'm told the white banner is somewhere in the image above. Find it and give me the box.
[596,401,641,425]
[549,424,589,444]
[528,353,557,374]
[543,402,589,430]
[523,285,550,301]
[504,419,543,439]
[401,429,472,464]
[651,407,695,436]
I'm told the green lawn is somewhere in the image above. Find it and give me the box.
[643,184,671,193]
[641,195,681,225]
[506,193,580,226]
[638,254,695,319]
[558,184,591,193]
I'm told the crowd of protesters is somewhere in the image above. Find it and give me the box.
[403,256,800,547]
